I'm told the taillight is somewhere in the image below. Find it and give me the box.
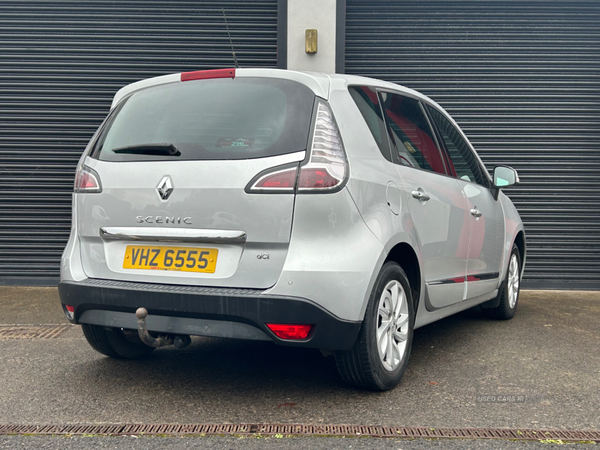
[245,164,298,194]
[298,168,339,189]
[266,323,313,340]
[74,166,102,193]
[298,102,347,192]
[250,167,297,191]
[246,101,347,194]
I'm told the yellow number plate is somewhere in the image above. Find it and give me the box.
[123,245,218,273]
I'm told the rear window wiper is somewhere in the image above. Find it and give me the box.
[112,143,181,156]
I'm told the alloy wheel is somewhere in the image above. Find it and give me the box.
[376,280,410,371]
[508,253,520,309]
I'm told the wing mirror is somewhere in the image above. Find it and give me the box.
[493,165,519,188]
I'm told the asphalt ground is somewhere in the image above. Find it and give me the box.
[0,435,597,449]
[0,287,598,449]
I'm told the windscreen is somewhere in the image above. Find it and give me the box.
[93,77,315,161]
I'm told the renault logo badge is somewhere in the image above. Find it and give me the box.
[157,176,174,200]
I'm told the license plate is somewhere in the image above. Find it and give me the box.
[123,245,218,273]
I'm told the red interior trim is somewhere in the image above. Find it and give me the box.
[386,109,446,174]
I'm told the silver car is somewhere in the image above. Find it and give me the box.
[59,68,525,391]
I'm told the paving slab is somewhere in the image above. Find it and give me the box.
[0,287,65,325]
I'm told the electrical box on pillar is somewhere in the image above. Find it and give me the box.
[305,29,318,54]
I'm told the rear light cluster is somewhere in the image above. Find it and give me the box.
[248,102,348,193]
[299,102,347,191]
[254,167,297,189]
[74,165,102,193]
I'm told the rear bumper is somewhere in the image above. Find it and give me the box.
[58,278,361,350]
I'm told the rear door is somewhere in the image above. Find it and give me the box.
[425,105,505,299]
[76,76,315,289]
[379,91,471,309]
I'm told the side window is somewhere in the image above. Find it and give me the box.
[348,86,392,161]
[426,105,488,186]
[380,93,447,175]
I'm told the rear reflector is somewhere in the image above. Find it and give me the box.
[74,166,102,193]
[181,68,236,82]
[266,324,313,340]
[64,305,75,320]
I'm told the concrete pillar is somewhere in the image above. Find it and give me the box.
[286,0,338,73]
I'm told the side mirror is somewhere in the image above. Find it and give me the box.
[493,166,519,188]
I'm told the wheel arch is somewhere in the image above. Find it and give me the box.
[513,230,526,278]
[385,242,422,317]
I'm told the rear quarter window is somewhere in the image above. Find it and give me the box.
[93,77,315,161]
[348,86,392,161]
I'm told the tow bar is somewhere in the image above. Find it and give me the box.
[135,307,192,349]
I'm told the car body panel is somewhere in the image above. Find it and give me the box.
[498,191,527,282]
[264,188,385,322]
[61,193,86,282]
[77,152,305,289]
[397,166,471,308]
[460,179,505,299]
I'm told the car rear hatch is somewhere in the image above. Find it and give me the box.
[75,73,316,289]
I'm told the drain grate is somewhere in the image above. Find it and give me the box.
[0,325,72,340]
[0,423,598,442]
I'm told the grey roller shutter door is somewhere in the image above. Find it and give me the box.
[345,0,600,289]
[0,0,278,284]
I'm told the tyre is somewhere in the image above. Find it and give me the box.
[335,262,414,391]
[82,324,155,359]
[483,244,521,320]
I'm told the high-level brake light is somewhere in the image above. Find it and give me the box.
[181,68,236,82]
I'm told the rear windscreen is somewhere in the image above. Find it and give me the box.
[93,77,315,161]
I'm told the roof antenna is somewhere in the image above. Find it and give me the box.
[222,8,240,68]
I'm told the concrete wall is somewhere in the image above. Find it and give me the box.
[287,0,337,73]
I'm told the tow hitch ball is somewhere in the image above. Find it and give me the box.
[135,307,191,349]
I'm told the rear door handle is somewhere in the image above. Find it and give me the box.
[470,208,483,218]
[411,190,430,202]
